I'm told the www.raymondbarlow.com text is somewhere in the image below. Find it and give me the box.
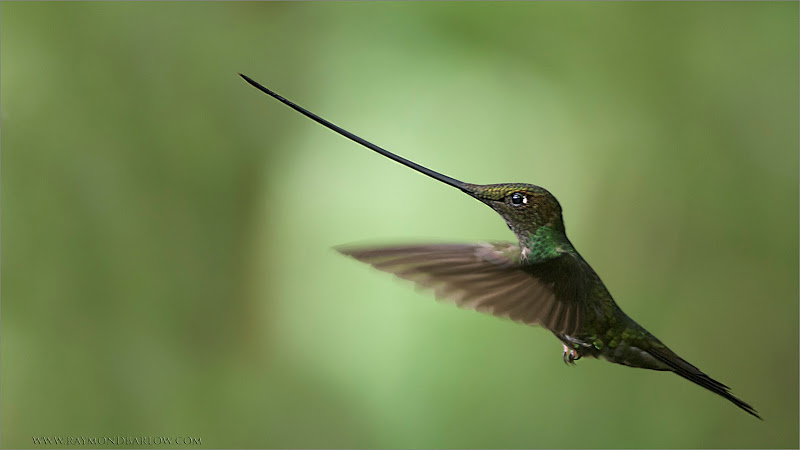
[32,436,202,446]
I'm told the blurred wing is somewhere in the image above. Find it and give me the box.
[337,243,582,335]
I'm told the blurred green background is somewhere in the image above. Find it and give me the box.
[2,2,797,448]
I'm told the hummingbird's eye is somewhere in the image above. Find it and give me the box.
[509,192,527,206]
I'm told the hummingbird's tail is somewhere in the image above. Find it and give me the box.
[647,347,762,420]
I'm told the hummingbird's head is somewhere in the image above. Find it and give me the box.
[237,74,568,241]
[461,183,565,239]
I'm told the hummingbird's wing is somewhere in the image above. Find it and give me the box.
[336,243,582,335]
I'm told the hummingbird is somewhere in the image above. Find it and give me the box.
[239,73,760,420]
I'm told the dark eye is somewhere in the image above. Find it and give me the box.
[510,192,527,206]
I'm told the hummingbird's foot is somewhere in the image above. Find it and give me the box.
[562,344,581,365]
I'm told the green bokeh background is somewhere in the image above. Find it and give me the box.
[2,2,798,448]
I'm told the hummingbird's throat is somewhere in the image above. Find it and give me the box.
[521,226,571,263]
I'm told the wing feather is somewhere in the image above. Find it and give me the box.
[337,243,584,335]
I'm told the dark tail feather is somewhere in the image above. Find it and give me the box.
[648,347,762,420]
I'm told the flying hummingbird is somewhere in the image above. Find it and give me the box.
[239,73,760,419]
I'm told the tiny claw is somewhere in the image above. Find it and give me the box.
[562,344,581,365]
[562,344,575,366]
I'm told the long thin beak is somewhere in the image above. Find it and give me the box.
[239,73,475,195]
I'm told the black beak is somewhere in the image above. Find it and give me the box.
[240,73,474,194]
